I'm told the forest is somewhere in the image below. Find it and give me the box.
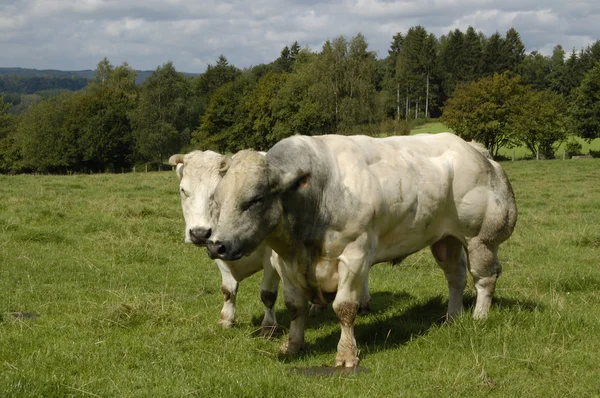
[0,25,599,173]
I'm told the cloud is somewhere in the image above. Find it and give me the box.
[0,0,598,73]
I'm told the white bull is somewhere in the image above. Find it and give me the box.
[206,133,517,367]
[169,151,280,335]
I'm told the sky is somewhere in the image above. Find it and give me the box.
[1,0,599,74]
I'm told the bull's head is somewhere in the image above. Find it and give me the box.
[207,150,307,261]
[168,151,229,246]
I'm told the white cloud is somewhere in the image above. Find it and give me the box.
[0,0,597,73]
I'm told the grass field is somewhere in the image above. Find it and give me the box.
[1,160,600,397]
[410,122,600,159]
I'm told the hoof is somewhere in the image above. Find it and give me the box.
[260,324,278,338]
[280,340,304,356]
[218,318,234,328]
[309,303,327,315]
[358,303,371,314]
[335,355,360,368]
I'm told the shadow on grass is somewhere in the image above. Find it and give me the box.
[275,291,543,363]
[462,293,544,312]
[250,291,414,332]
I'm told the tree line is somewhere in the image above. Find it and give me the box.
[1,26,599,173]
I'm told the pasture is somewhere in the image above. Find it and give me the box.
[410,122,600,159]
[1,159,600,397]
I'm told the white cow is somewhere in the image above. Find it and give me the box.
[206,133,517,367]
[169,151,280,335]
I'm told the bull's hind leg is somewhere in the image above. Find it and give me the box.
[468,237,501,320]
[215,260,239,328]
[431,236,467,319]
[259,257,280,337]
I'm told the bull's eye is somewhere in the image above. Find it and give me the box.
[245,195,263,210]
[180,187,189,197]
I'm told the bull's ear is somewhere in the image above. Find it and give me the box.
[271,167,310,194]
[219,155,232,176]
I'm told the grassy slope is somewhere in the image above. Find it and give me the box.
[1,161,600,397]
[410,122,600,158]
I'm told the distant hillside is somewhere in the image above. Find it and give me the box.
[0,67,199,88]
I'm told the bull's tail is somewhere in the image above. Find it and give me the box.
[468,141,493,160]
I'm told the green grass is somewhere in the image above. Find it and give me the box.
[2,161,600,397]
[409,121,600,159]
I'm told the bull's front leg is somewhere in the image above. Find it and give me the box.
[259,254,280,337]
[215,260,239,328]
[280,276,308,355]
[333,236,371,367]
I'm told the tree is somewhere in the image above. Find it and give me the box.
[130,62,192,166]
[15,92,82,172]
[244,72,288,149]
[79,61,138,172]
[0,97,20,172]
[504,28,526,74]
[571,62,600,141]
[441,73,527,157]
[338,33,378,131]
[521,51,552,90]
[482,32,506,76]
[511,90,569,158]
[462,26,483,82]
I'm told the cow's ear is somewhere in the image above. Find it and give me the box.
[175,163,184,179]
[271,167,310,194]
[219,155,232,176]
[168,154,184,166]
[169,154,185,179]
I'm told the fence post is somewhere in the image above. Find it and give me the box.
[563,149,566,160]
[512,150,515,162]
[536,150,539,160]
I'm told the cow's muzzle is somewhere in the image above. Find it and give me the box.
[206,239,243,261]
[189,227,211,246]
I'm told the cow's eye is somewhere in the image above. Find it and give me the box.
[180,187,189,197]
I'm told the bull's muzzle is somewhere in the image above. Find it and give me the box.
[206,239,242,261]
[189,227,211,245]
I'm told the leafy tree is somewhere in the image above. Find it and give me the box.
[77,61,138,172]
[381,32,404,120]
[0,97,20,172]
[15,92,82,172]
[441,73,526,157]
[511,90,569,158]
[571,62,600,141]
[193,72,257,152]
[244,72,288,149]
[130,62,191,166]
[338,33,378,131]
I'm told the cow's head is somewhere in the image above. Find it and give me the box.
[207,150,308,261]
[168,150,229,246]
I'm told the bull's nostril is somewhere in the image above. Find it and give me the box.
[216,243,226,255]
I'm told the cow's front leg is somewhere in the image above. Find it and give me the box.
[259,253,280,337]
[215,260,239,328]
